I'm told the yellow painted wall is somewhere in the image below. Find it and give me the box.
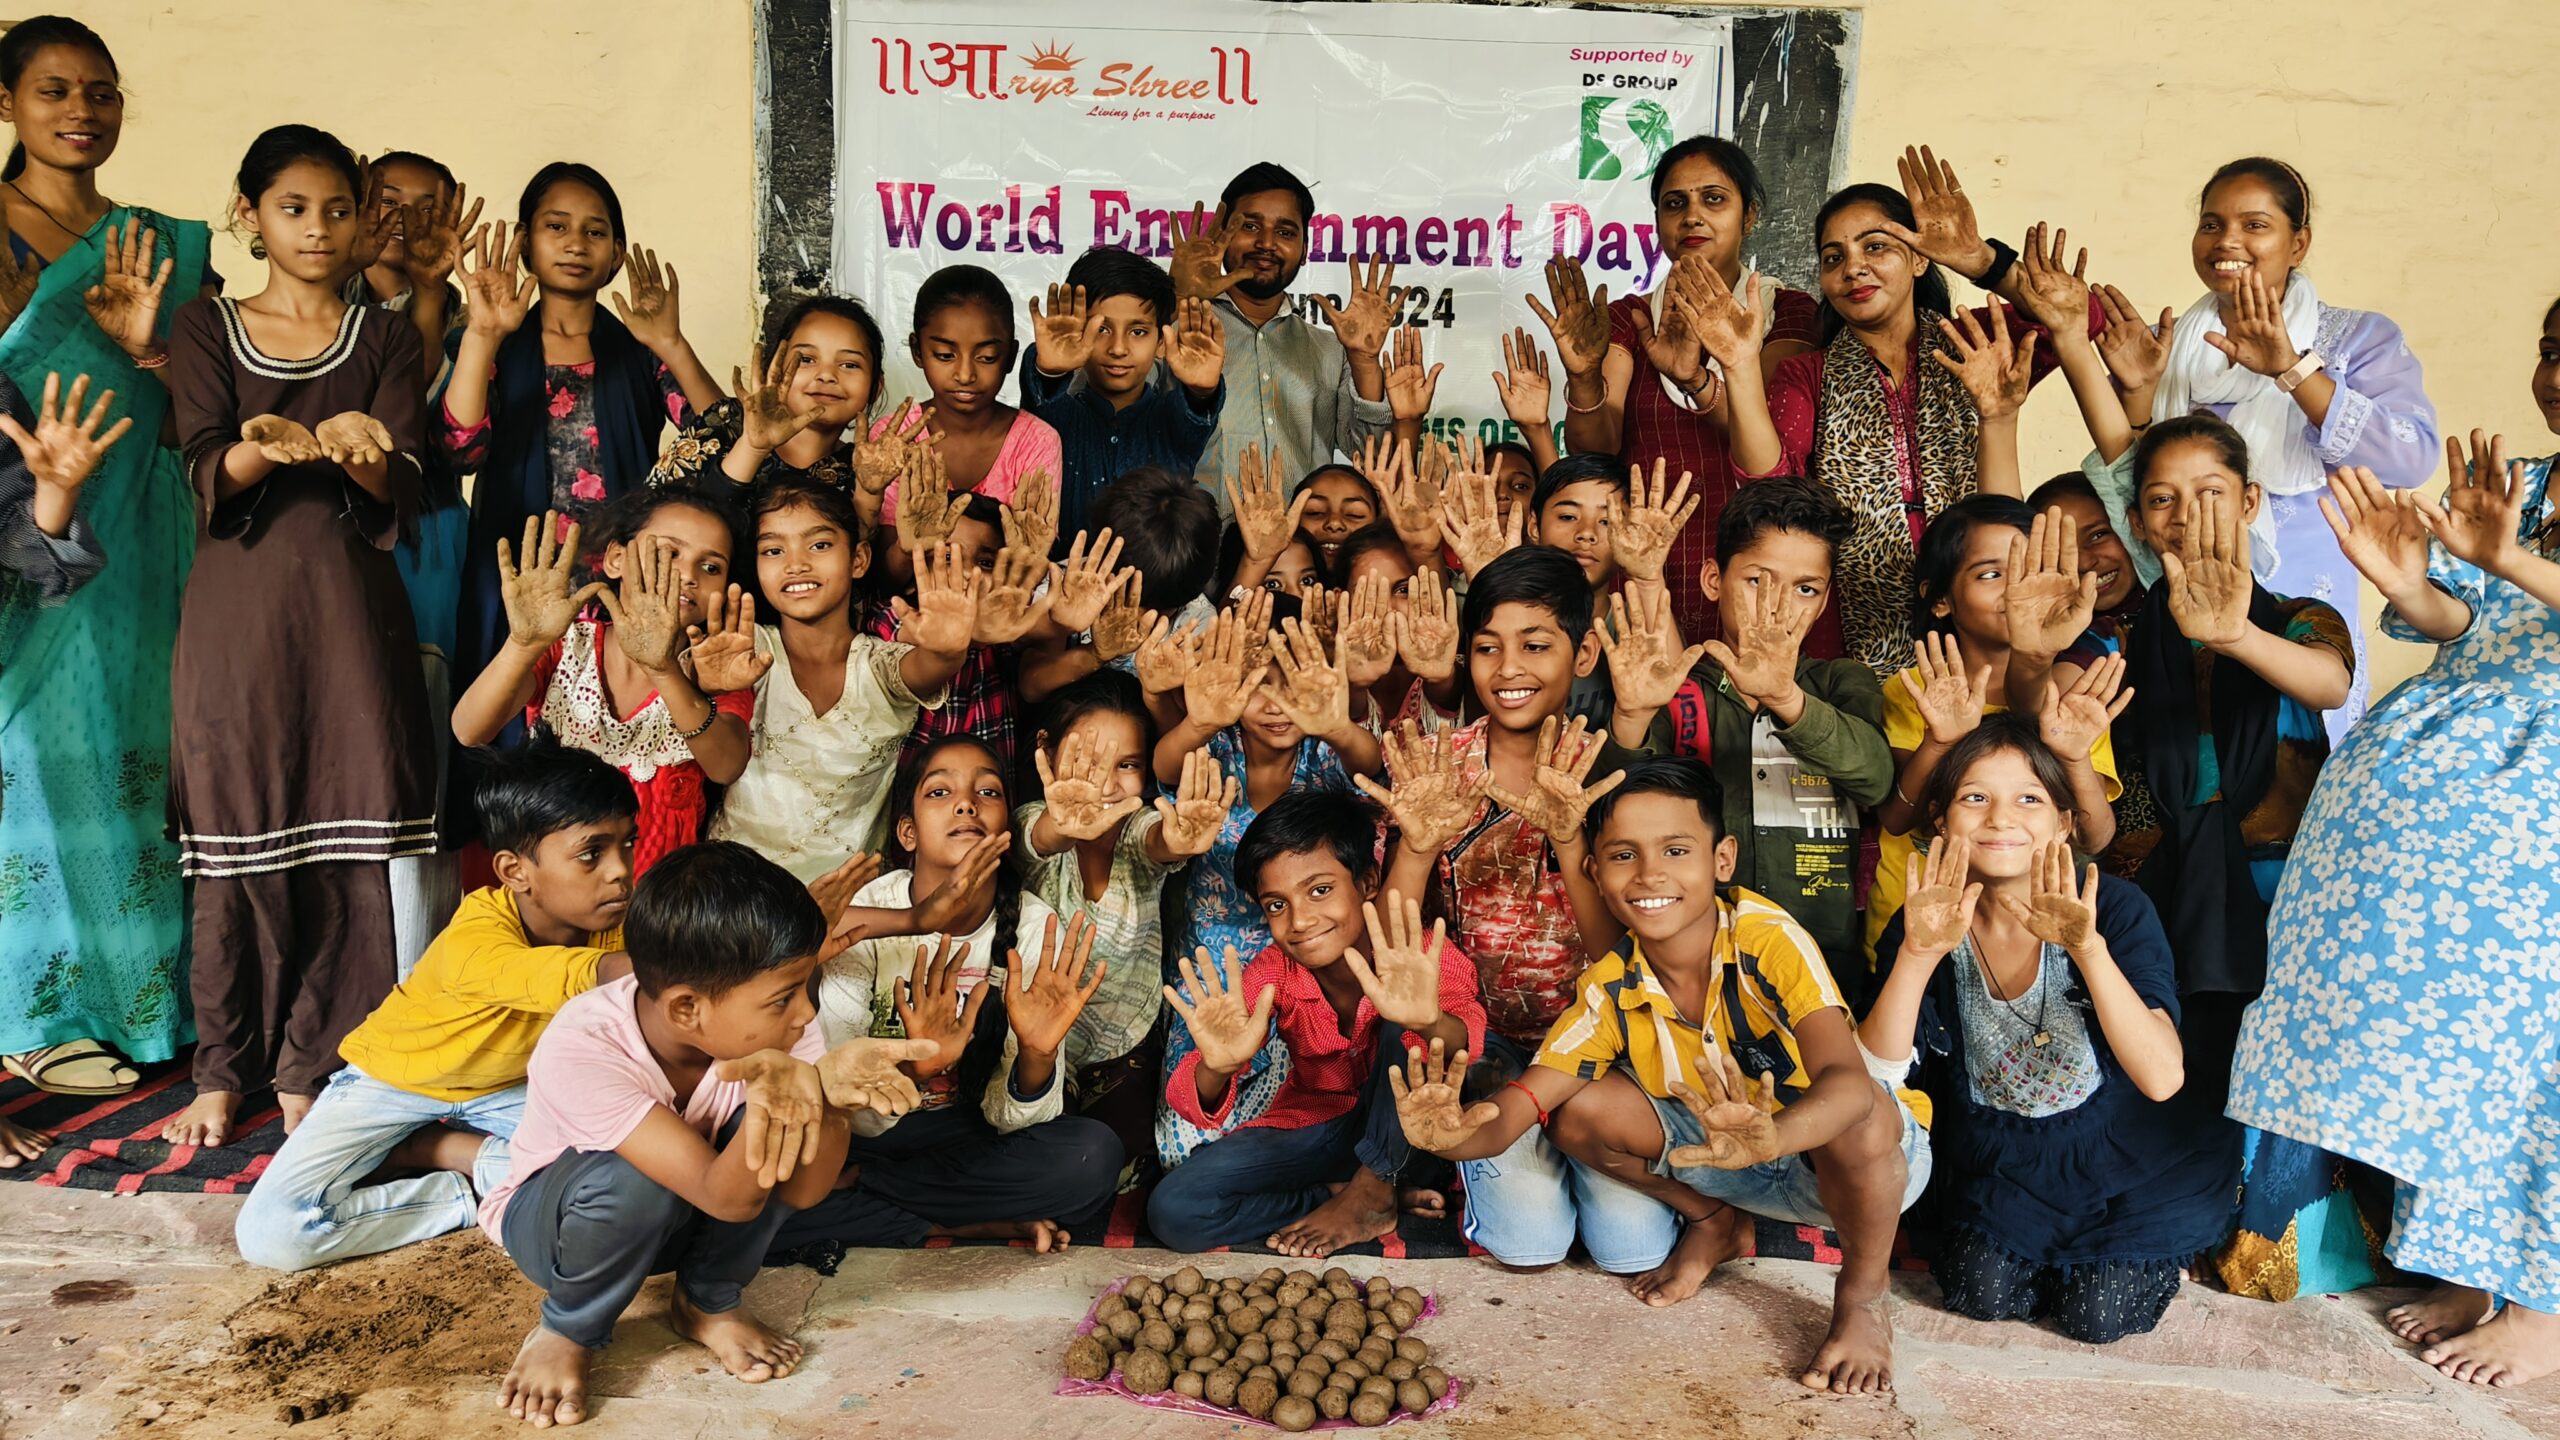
[68,0,2560,690]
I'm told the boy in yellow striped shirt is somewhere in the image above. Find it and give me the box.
[1391,757,1930,1397]
[235,738,637,1271]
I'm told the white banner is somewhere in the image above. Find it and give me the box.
[834,0,1732,454]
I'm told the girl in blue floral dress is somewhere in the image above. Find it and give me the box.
[2231,299,2560,1388]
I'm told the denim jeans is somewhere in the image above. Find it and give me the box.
[1455,1035,1676,1270]
[233,1065,521,1272]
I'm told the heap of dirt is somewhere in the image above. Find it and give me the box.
[118,1233,542,1439]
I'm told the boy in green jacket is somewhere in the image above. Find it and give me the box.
[1609,478,1890,979]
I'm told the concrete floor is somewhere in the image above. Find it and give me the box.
[5,1184,2557,1440]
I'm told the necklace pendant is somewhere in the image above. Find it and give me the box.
[2032,1031,2051,1048]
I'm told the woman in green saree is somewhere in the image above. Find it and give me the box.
[0,16,211,1139]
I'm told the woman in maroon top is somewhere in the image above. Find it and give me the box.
[1531,135,1819,643]
[1735,147,2102,680]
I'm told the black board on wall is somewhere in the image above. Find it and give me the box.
[753,1,1857,311]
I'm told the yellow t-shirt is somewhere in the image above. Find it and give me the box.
[338,887,622,1101]
[1862,667,2123,965]
[1533,888,1930,1128]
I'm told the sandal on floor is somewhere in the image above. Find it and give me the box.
[2,1039,140,1096]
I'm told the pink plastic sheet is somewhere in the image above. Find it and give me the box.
[1055,1274,1464,1427]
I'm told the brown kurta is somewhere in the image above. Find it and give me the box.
[166,296,436,876]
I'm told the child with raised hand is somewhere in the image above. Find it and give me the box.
[705,476,969,874]
[1861,717,2210,1345]
[783,734,1127,1255]
[236,738,640,1272]
[453,488,759,878]
[162,124,436,1147]
[1297,458,1384,571]
[445,161,721,683]
[854,474,1030,770]
[1150,592,1376,1165]
[0,369,128,601]
[650,295,885,494]
[875,264,1061,531]
[1862,495,2130,968]
[1221,440,1314,597]
[484,840,934,1429]
[1392,756,1930,1394]
[1020,247,1225,536]
[1017,671,1235,1173]
[1604,477,1892,978]
[1148,793,1487,1256]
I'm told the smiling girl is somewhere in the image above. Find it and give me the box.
[1865,717,2221,1345]
[443,161,721,686]
[452,487,755,879]
[162,124,435,1146]
[651,295,884,496]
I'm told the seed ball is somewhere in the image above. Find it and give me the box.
[1386,1300,1419,1331]
[1246,1364,1278,1384]
[1271,1354,1298,1378]
[1273,1395,1318,1433]
[1260,1266,1288,1283]
[1200,1355,1230,1374]
[1140,1281,1167,1308]
[1395,1336,1429,1364]
[1221,1275,1246,1293]
[1419,1366,1450,1400]
[1216,1291,1244,1316]
[1062,1336,1111,1380]
[1317,1385,1353,1420]
[1314,1339,1351,1364]
[1287,1368,1326,1400]
[1171,1370,1205,1399]
[1236,1337,1270,1366]
[1205,1369,1243,1409]
[1369,1319,1399,1343]
[1362,1373,1397,1396]
[1351,1390,1393,1426]
[1288,1269,1320,1288]
[1138,1320,1176,1354]
[1335,1357,1371,1384]
[1105,1310,1142,1342]
[1097,1292,1131,1320]
[1175,1323,1212,1358]
[1238,1375,1280,1420]
[1358,1340,1392,1367]
[1122,1348,1173,1394]
[1182,1299,1215,1324]
[1261,1316,1294,1343]
[1270,1340,1301,1365]
[1276,1281,1312,1308]
[1325,1299,1368,1333]
[1325,1277,1361,1302]
[1296,1295,1331,1322]
[1384,1357,1417,1381]
[1398,1378,1433,1413]
[1169,1265,1206,1297]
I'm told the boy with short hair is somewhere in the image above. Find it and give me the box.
[1021,464,1226,722]
[1361,544,1682,1265]
[485,841,933,1428]
[1146,792,1486,1258]
[1393,757,1931,1395]
[1607,477,1892,975]
[1020,245,1228,538]
[1529,453,1628,591]
[234,738,640,1272]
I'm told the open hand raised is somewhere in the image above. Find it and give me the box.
[495,510,607,649]
[1352,719,1486,858]
[1665,1046,1784,1171]
[1006,913,1106,1059]
[1389,1037,1503,1155]
[893,933,990,1081]
[1165,945,1277,1074]
[686,583,774,693]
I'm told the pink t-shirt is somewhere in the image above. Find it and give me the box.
[873,408,1062,524]
[477,974,826,1238]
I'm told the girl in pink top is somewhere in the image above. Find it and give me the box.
[872,264,1061,530]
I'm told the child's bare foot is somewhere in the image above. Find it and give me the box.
[386,1123,490,1177]
[0,1118,53,1169]
[1268,1169,1395,1258]
[1629,1206,1743,1308]
[1398,1186,1448,1220]
[499,1326,591,1427]
[670,1288,802,1383]
[2424,1301,2560,1388]
[279,1092,315,1133]
[2389,1283,2493,1346]
[161,1090,240,1147]
[1801,1291,1895,1395]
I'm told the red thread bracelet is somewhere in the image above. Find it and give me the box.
[1504,1079,1549,1127]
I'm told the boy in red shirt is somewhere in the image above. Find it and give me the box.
[1147,792,1485,1258]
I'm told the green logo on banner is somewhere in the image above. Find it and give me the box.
[1579,96,1676,181]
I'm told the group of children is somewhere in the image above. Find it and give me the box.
[2,9,2555,1424]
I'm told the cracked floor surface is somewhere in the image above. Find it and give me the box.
[5,1187,2557,1439]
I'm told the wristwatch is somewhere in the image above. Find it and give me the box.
[2275,349,2326,395]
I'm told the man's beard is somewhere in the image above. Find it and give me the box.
[1233,257,1299,301]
